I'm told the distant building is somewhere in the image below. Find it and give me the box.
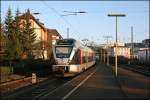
[109,46,130,59]
[125,38,150,59]
[137,48,150,62]
[125,42,144,48]
[99,42,130,59]
[142,39,150,47]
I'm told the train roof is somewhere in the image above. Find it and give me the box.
[56,38,75,45]
[56,38,94,53]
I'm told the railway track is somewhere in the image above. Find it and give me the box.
[1,76,71,100]
[119,64,150,76]
[2,64,98,100]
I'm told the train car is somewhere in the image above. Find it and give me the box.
[52,38,96,77]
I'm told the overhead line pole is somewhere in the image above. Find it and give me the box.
[67,27,69,38]
[131,26,134,61]
[104,36,112,66]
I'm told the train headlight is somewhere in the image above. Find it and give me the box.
[68,59,71,63]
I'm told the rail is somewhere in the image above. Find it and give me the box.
[119,64,150,76]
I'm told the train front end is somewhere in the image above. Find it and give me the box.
[52,39,78,77]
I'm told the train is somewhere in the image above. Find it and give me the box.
[52,38,96,77]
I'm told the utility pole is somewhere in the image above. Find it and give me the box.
[104,36,112,66]
[67,27,69,38]
[104,49,106,63]
[131,26,134,61]
[101,48,103,62]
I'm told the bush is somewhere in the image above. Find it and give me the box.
[0,66,13,75]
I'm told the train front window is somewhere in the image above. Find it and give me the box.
[55,46,73,58]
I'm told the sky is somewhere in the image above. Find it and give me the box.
[1,0,149,45]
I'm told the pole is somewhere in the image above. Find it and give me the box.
[67,27,69,38]
[107,37,109,66]
[107,48,109,66]
[101,48,103,62]
[104,49,105,63]
[107,13,126,77]
[115,16,118,77]
[131,26,133,60]
[104,36,112,66]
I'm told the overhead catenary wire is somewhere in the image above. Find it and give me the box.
[41,1,82,40]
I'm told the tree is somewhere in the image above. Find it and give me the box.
[33,40,49,60]
[4,7,15,60]
[21,9,37,58]
[0,19,4,40]
[4,7,13,37]
[4,7,23,60]
[13,8,22,59]
[0,20,5,53]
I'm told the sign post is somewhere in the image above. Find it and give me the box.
[32,73,37,84]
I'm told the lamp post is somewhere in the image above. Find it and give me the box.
[108,13,126,77]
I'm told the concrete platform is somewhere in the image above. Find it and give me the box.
[41,62,149,99]
[67,63,149,99]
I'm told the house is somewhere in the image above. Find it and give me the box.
[1,10,63,60]
[18,10,48,59]
[47,28,62,59]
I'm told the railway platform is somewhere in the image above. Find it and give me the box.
[71,62,149,99]
[40,62,149,100]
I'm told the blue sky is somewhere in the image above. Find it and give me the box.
[1,1,149,44]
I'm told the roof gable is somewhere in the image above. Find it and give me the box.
[18,11,47,32]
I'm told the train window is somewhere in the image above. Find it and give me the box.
[71,50,80,64]
[55,46,73,58]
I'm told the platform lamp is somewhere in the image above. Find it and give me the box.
[108,13,126,77]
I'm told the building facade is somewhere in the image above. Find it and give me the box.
[19,10,49,59]
[137,48,150,62]
[109,46,131,59]
[47,29,62,59]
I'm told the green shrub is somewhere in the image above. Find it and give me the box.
[0,66,13,75]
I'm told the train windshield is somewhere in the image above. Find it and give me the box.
[55,46,73,58]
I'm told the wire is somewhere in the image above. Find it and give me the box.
[41,1,82,40]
